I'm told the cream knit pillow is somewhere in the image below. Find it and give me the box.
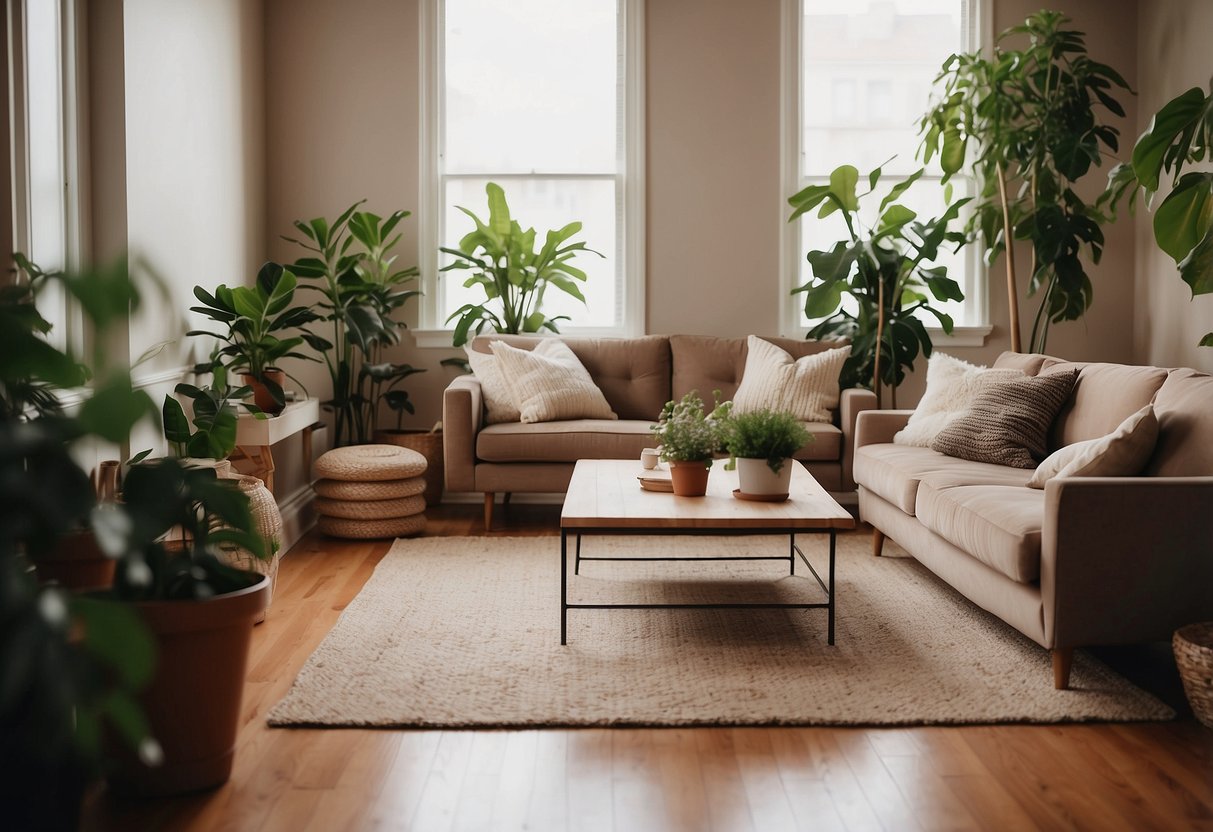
[894,353,1025,447]
[489,339,617,424]
[465,346,522,424]
[1027,404,1159,488]
[732,336,850,422]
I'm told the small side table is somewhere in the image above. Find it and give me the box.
[231,398,320,495]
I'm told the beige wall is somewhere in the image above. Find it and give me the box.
[1133,0,1213,373]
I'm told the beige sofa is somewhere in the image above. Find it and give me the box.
[443,333,876,527]
[854,352,1213,688]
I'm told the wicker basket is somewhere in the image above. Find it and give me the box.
[1173,622,1213,728]
[374,430,444,506]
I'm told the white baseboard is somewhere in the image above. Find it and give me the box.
[278,484,316,554]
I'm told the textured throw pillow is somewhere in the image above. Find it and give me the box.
[894,353,1024,447]
[929,370,1079,469]
[1027,405,1159,488]
[490,339,617,424]
[465,346,522,424]
[732,336,850,422]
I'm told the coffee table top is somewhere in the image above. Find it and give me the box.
[561,459,856,531]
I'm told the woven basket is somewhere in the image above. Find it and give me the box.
[374,430,444,506]
[216,474,282,622]
[1173,622,1213,729]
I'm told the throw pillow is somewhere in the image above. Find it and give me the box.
[732,336,850,422]
[1026,405,1159,488]
[894,353,1024,447]
[929,370,1079,469]
[489,339,617,424]
[465,347,522,424]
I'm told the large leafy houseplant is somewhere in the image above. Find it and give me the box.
[918,10,1131,353]
[1101,81,1213,347]
[440,182,603,347]
[285,203,426,445]
[162,358,262,461]
[789,163,969,408]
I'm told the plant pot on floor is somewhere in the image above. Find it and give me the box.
[105,575,269,797]
[668,460,711,497]
[242,369,286,415]
[374,429,444,506]
[1174,622,1213,729]
[735,458,794,498]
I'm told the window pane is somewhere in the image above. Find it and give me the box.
[803,0,965,176]
[444,0,618,175]
[441,178,619,328]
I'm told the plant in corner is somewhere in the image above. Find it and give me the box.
[440,181,603,347]
[724,409,811,498]
[918,10,1132,353]
[789,162,969,408]
[1100,80,1213,348]
[650,391,733,497]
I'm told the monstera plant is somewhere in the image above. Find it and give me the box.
[789,163,969,408]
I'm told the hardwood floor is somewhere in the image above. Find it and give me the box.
[83,503,1213,831]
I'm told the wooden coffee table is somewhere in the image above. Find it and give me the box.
[559,459,856,645]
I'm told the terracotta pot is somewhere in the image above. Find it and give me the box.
[242,369,287,415]
[374,429,444,505]
[36,529,115,591]
[735,457,793,496]
[105,576,269,797]
[668,460,711,497]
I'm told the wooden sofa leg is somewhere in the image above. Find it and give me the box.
[1052,648,1074,690]
[872,528,886,557]
[502,492,512,506]
[483,493,494,531]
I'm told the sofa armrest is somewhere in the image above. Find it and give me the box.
[854,409,914,449]
[839,388,879,490]
[1042,476,1213,649]
[442,376,483,493]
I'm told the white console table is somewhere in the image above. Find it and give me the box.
[231,398,320,495]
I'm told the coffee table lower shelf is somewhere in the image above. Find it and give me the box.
[559,527,836,646]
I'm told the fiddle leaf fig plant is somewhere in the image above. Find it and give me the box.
[789,162,969,408]
[1100,81,1213,347]
[440,182,603,347]
[918,10,1131,353]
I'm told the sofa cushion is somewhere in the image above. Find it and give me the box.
[1042,362,1168,449]
[929,371,1078,468]
[991,351,1066,376]
[1145,368,1213,477]
[854,444,1033,515]
[915,477,1045,583]
[477,420,654,462]
[490,340,617,423]
[894,353,1023,447]
[464,347,522,424]
[732,336,850,421]
[793,422,842,461]
[1027,404,1159,488]
[669,335,848,406]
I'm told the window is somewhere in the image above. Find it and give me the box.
[418,0,644,345]
[781,0,988,343]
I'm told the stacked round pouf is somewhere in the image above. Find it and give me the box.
[312,445,428,539]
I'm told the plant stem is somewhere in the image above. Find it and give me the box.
[996,162,1022,352]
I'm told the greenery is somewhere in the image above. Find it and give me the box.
[723,410,811,474]
[789,162,969,407]
[284,203,425,445]
[918,10,1131,353]
[189,262,320,409]
[440,182,602,347]
[650,390,733,465]
[1101,81,1213,347]
[162,359,263,460]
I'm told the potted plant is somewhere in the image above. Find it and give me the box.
[163,357,262,462]
[650,391,732,497]
[189,261,320,414]
[440,181,603,347]
[284,203,427,446]
[918,10,1132,353]
[789,162,969,407]
[724,409,811,498]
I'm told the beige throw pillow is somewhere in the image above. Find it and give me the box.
[894,353,1024,447]
[465,346,522,424]
[490,339,617,424]
[1027,405,1159,488]
[732,336,850,422]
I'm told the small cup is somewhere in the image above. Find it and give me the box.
[640,448,660,470]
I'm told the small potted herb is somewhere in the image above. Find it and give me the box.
[650,391,732,497]
[724,409,811,498]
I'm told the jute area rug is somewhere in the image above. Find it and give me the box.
[268,534,1172,727]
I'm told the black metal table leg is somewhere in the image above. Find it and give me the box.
[828,529,836,645]
[561,530,568,645]
[574,534,582,575]
[789,533,795,575]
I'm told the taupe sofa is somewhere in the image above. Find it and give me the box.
[854,352,1213,689]
[443,334,876,527]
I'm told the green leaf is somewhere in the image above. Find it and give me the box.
[79,378,158,444]
[801,280,845,318]
[1132,87,1208,191]
[805,242,858,283]
[162,395,191,447]
[940,127,965,175]
[1199,332,1213,347]
[1154,172,1213,261]
[1178,223,1213,297]
[829,165,860,211]
[878,169,924,213]
[485,182,512,238]
[877,205,917,234]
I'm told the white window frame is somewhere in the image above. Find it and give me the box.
[415,0,645,348]
[779,0,992,347]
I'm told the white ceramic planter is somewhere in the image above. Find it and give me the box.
[735,457,793,495]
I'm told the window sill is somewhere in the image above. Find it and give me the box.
[926,324,993,348]
[412,326,643,350]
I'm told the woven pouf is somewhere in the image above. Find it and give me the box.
[312,445,428,539]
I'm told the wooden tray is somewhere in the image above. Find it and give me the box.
[637,476,674,493]
[733,488,789,503]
